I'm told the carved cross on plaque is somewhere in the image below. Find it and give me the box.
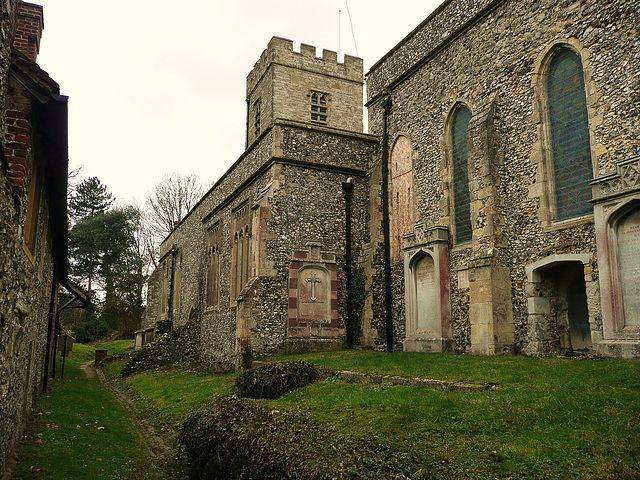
[305,273,322,302]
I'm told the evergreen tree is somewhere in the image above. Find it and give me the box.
[67,176,146,338]
[69,176,113,224]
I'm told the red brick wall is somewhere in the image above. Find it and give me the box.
[3,82,32,194]
[13,1,43,62]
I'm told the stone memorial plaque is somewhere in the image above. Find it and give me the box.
[415,255,438,333]
[618,208,640,326]
[298,268,330,323]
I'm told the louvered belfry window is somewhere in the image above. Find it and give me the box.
[310,91,328,124]
[547,48,593,220]
[451,105,472,244]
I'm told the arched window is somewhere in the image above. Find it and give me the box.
[206,245,220,308]
[173,250,181,314]
[237,230,244,295]
[451,105,472,244]
[244,226,251,283]
[390,136,415,261]
[161,260,167,314]
[547,48,593,220]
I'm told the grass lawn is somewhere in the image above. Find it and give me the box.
[18,343,640,479]
[12,343,165,480]
[266,351,640,479]
[113,348,640,479]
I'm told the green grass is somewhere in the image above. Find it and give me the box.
[18,346,640,479]
[94,339,136,357]
[264,351,640,479]
[115,350,640,479]
[13,343,164,480]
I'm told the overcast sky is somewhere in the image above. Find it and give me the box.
[34,0,441,206]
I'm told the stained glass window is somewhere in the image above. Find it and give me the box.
[451,105,472,244]
[547,48,593,220]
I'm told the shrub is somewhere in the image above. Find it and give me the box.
[235,360,319,399]
[174,395,417,480]
[121,321,200,376]
[175,396,293,479]
[75,318,109,343]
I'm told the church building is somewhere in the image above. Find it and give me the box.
[143,0,640,364]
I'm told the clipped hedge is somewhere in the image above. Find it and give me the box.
[235,360,319,399]
[121,322,200,376]
[175,395,416,480]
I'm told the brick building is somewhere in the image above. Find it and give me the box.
[144,0,640,364]
[0,1,75,475]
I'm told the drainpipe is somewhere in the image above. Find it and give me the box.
[381,94,394,353]
[342,177,354,348]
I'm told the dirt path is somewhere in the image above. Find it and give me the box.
[80,360,95,378]
[94,365,170,459]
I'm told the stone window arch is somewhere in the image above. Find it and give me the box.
[445,103,472,245]
[547,48,593,220]
[390,135,415,260]
[161,260,168,315]
[231,201,252,301]
[530,40,598,225]
[232,225,252,300]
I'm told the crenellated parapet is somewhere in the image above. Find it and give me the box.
[245,36,364,147]
[247,36,362,97]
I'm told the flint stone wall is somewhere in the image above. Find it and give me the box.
[144,121,377,367]
[0,6,60,471]
[366,0,639,353]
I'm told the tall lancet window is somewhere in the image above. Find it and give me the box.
[547,48,593,220]
[451,105,472,244]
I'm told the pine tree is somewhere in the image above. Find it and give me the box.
[69,176,114,225]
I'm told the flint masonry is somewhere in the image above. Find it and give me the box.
[143,0,640,365]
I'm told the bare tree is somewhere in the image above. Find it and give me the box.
[145,173,205,256]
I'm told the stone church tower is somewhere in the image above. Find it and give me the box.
[143,37,378,366]
[245,37,364,145]
[144,0,640,362]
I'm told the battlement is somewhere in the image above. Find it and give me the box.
[247,36,363,96]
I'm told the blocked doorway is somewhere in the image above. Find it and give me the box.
[525,254,593,355]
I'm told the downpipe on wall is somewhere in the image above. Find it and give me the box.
[381,94,393,353]
[342,177,354,348]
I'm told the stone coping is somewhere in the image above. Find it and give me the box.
[337,370,494,392]
[250,361,495,391]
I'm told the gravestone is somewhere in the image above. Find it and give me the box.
[403,224,453,352]
[591,155,640,357]
[415,255,438,333]
[134,329,145,350]
[617,208,640,326]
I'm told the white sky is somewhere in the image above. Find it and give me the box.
[35,0,441,206]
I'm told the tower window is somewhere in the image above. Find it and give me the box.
[310,91,328,124]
